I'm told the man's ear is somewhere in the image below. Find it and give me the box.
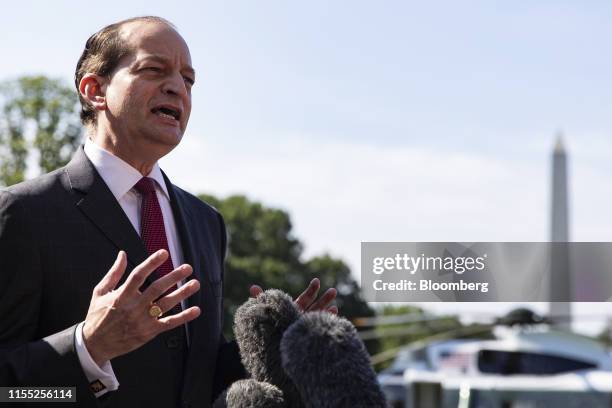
[79,74,107,111]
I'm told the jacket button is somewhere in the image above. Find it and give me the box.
[166,335,181,349]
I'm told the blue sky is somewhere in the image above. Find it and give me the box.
[2,1,612,333]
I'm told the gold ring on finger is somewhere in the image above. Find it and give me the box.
[148,304,163,318]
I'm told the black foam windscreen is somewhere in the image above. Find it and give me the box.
[280,312,387,408]
[212,379,285,408]
[233,289,304,406]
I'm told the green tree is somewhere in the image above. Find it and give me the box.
[0,76,82,185]
[198,194,376,345]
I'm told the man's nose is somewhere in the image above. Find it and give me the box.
[162,72,188,98]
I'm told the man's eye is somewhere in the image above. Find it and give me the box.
[145,67,162,72]
[184,77,195,86]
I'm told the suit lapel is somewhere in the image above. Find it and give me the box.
[163,173,203,338]
[163,174,213,394]
[65,147,148,272]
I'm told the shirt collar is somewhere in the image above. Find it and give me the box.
[83,138,170,201]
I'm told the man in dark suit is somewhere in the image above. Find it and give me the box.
[0,16,336,407]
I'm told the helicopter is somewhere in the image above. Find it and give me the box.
[369,308,612,408]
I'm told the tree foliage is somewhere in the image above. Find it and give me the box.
[0,76,82,185]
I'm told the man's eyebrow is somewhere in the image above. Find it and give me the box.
[139,55,196,77]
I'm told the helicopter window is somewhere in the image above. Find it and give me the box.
[477,350,596,375]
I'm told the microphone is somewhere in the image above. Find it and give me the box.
[212,379,285,408]
[233,289,304,406]
[280,311,387,408]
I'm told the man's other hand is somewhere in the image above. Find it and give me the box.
[82,250,201,366]
[249,278,338,314]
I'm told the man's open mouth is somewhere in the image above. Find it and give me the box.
[151,105,181,121]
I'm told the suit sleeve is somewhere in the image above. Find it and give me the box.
[0,191,96,404]
[211,211,246,401]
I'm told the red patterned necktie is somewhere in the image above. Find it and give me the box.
[134,177,177,293]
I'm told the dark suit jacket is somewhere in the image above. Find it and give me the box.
[0,147,244,407]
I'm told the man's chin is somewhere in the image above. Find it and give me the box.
[141,132,184,159]
[151,129,184,146]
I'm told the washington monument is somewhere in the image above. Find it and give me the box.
[550,134,571,329]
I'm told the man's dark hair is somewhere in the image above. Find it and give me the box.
[74,16,175,126]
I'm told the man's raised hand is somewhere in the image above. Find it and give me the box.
[249,278,338,314]
[82,250,200,366]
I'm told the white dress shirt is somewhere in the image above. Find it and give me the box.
[75,138,185,397]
